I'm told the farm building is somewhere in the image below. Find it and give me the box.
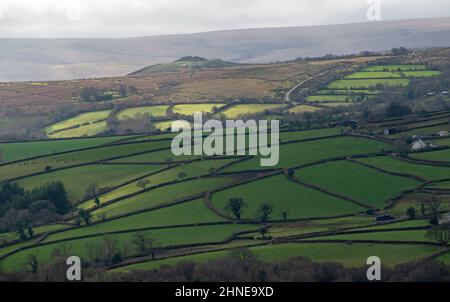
[410,139,427,151]
[437,131,450,137]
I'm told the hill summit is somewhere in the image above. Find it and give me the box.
[129,56,239,76]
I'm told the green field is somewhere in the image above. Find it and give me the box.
[46,110,111,136]
[364,65,427,71]
[116,106,169,120]
[0,224,258,272]
[224,136,392,172]
[345,71,402,79]
[211,174,365,220]
[47,199,225,242]
[173,104,225,115]
[220,104,285,118]
[0,136,131,163]
[18,164,162,203]
[389,125,450,138]
[306,95,367,103]
[319,230,430,242]
[316,89,377,95]
[295,161,421,209]
[287,105,322,113]
[328,79,410,89]
[48,121,108,139]
[320,102,354,107]
[426,180,450,190]
[0,140,171,181]
[403,70,442,77]
[433,138,450,147]
[78,158,238,209]
[91,176,239,218]
[410,149,450,163]
[279,127,346,141]
[112,242,439,272]
[357,156,450,181]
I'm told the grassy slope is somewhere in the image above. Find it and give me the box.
[211,174,365,220]
[357,156,450,181]
[116,106,169,120]
[91,176,239,218]
[295,160,422,208]
[46,199,225,242]
[78,158,238,209]
[112,242,439,272]
[224,136,392,172]
[410,149,450,163]
[0,140,170,181]
[18,164,163,203]
[0,224,258,272]
[0,136,132,163]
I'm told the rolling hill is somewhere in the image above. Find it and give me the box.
[129,56,239,76]
[1,17,450,81]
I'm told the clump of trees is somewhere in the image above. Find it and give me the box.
[100,248,450,282]
[385,102,412,118]
[78,84,137,102]
[105,114,156,135]
[225,198,247,220]
[0,181,70,233]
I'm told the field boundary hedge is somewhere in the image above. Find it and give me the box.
[289,176,373,209]
[5,146,174,182]
[348,157,428,182]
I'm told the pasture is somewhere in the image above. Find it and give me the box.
[364,65,427,71]
[295,160,421,209]
[78,158,238,209]
[210,174,365,220]
[219,104,285,118]
[224,136,392,172]
[112,242,439,272]
[18,164,162,203]
[0,224,259,272]
[356,156,450,181]
[46,110,111,134]
[328,79,410,89]
[91,175,240,218]
[410,149,450,163]
[116,106,169,120]
[172,104,225,115]
[287,105,321,113]
[48,199,225,241]
[0,136,130,163]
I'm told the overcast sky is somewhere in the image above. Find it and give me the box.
[0,0,449,38]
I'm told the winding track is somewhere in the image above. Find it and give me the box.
[284,70,332,102]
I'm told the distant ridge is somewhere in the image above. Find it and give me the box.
[1,17,450,81]
[129,56,239,76]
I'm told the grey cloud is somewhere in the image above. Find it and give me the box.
[0,0,448,38]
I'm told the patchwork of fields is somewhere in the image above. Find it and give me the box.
[1,123,449,275]
[304,64,441,108]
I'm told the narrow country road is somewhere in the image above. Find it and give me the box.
[284,70,332,102]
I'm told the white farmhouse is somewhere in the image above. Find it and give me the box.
[437,130,449,137]
[411,139,427,151]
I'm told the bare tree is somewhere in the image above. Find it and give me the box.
[426,226,450,246]
[26,251,39,274]
[132,231,157,259]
